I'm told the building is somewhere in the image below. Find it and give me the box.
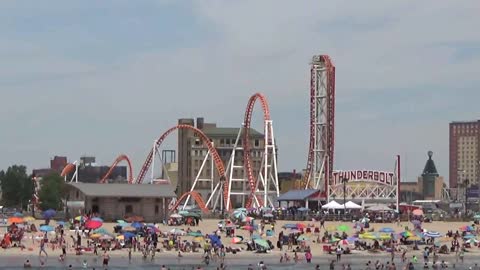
[177,117,265,207]
[278,171,303,193]
[449,120,480,188]
[66,183,176,222]
[77,156,127,183]
[399,151,446,202]
[32,156,68,178]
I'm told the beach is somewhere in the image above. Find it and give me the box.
[1,219,479,269]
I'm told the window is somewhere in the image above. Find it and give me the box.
[226,139,230,145]
[155,205,159,214]
[125,205,133,214]
[220,139,224,145]
[255,139,260,147]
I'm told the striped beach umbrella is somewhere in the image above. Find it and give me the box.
[424,231,441,238]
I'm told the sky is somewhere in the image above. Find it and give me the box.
[0,0,479,184]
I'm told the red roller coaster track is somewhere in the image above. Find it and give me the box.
[243,93,272,208]
[135,124,228,211]
[302,55,335,191]
[99,154,134,184]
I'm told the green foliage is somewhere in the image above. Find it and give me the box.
[38,173,65,211]
[0,165,33,209]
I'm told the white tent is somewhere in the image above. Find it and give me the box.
[322,200,343,210]
[341,201,362,209]
[366,204,392,211]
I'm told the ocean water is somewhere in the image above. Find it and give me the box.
[0,255,476,269]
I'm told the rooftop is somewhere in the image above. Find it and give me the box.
[67,182,177,198]
[277,189,320,201]
[422,151,439,176]
[202,127,263,138]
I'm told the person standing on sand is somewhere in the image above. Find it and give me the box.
[39,238,48,257]
[102,251,110,268]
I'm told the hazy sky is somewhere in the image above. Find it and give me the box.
[1,1,479,183]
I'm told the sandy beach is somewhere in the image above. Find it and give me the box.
[1,219,479,269]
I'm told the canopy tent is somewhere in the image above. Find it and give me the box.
[322,200,343,210]
[340,201,362,209]
[367,204,392,211]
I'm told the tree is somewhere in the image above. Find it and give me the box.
[38,173,65,211]
[0,165,33,209]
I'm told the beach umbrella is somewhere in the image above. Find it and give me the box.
[233,211,247,220]
[131,222,143,229]
[123,232,136,239]
[7,217,24,224]
[296,223,306,229]
[169,228,186,235]
[235,207,247,212]
[379,227,395,233]
[116,235,124,240]
[13,212,24,217]
[466,238,479,244]
[91,217,104,222]
[74,216,85,222]
[297,235,309,241]
[400,231,413,237]
[188,231,203,237]
[116,222,130,227]
[100,235,113,240]
[242,216,255,223]
[359,233,377,240]
[170,213,182,218]
[254,239,270,249]
[412,209,424,216]
[424,231,441,238]
[460,225,474,232]
[193,236,205,243]
[463,234,475,239]
[337,224,350,232]
[116,219,126,223]
[474,214,480,220]
[231,237,243,244]
[23,216,36,222]
[90,233,102,239]
[379,234,392,240]
[85,220,103,230]
[39,225,54,232]
[346,236,358,242]
[178,210,189,215]
[282,224,297,229]
[94,228,110,235]
[42,209,56,219]
[263,213,274,218]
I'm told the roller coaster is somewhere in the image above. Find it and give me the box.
[53,54,337,213]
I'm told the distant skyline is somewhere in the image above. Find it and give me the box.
[1,1,479,184]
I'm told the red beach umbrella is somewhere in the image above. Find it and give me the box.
[85,220,103,230]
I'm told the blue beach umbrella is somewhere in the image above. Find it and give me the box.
[13,212,24,217]
[39,225,54,232]
[123,232,136,239]
[379,227,395,233]
[131,222,143,229]
[424,231,441,238]
[91,217,104,222]
[42,209,56,219]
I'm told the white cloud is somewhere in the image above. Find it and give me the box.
[0,0,479,183]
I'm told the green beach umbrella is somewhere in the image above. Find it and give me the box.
[188,231,203,237]
[297,235,309,241]
[254,239,270,249]
[337,224,350,232]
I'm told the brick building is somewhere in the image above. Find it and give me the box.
[449,121,480,188]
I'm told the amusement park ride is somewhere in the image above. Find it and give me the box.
[36,54,400,213]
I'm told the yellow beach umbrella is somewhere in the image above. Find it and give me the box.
[326,225,336,231]
[379,234,391,240]
[90,233,102,239]
[116,235,125,240]
[23,216,36,222]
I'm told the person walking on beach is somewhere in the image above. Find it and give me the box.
[39,238,48,257]
[102,251,110,268]
[336,246,342,262]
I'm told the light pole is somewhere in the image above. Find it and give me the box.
[342,178,348,213]
[464,178,470,215]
